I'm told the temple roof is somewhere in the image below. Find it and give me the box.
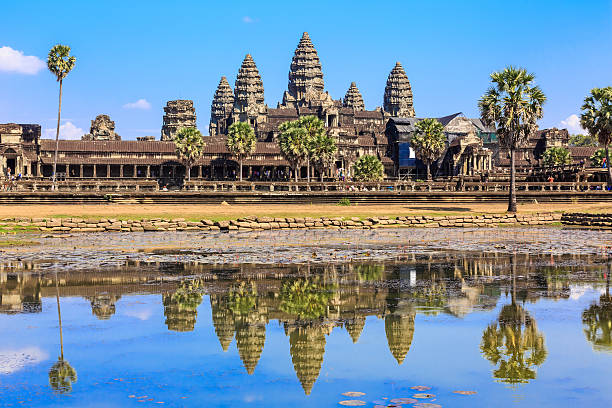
[343,82,365,111]
[384,62,415,117]
[211,76,234,121]
[234,54,264,110]
[287,32,325,101]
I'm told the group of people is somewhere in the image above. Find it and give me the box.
[2,168,22,191]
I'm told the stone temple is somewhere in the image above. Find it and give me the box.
[0,32,588,182]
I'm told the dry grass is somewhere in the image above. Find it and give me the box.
[1,202,611,222]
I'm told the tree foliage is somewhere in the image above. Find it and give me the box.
[49,359,77,394]
[569,133,598,147]
[478,66,546,212]
[541,146,572,167]
[280,278,334,320]
[278,120,309,182]
[173,127,205,181]
[227,122,256,181]
[411,118,446,180]
[590,148,607,167]
[310,132,337,181]
[352,155,384,181]
[581,87,612,183]
[47,45,76,82]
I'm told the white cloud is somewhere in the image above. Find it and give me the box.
[0,46,45,75]
[242,16,254,23]
[123,98,151,110]
[560,114,587,135]
[124,308,152,321]
[43,121,84,140]
[0,347,48,375]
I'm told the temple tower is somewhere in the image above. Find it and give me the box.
[210,295,235,352]
[82,115,121,141]
[161,100,197,141]
[210,76,234,137]
[343,82,365,111]
[383,62,415,117]
[384,312,415,365]
[233,54,266,127]
[282,32,325,107]
[235,319,267,375]
[289,326,326,395]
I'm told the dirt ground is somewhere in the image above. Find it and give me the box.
[1,202,611,221]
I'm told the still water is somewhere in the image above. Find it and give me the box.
[1,253,611,407]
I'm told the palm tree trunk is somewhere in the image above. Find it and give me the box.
[307,157,310,182]
[55,271,64,360]
[511,253,516,306]
[508,148,517,213]
[240,158,243,182]
[294,165,298,183]
[187,164,191,181]
[52,79,63,189]
[426,162,431,181]
[605,144,612,187]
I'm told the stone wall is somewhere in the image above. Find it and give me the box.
[561,213,612,228]
[0,213,563,234]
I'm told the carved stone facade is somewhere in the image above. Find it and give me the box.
[232,54,267,128]
[210,76,234,137]
[282,32,325,107]
[384,62,415,117]
[82,114,121,141]
[343,82,365,111]
[161,100,196,141]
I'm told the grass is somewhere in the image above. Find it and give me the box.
[0,225,40,234]
[0,239,39,247]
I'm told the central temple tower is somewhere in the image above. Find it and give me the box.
[282,32,325,107]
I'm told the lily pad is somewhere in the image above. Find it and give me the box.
[339,400,366,406]
[411,386,432,391]
[342,392,366,397]
[412,393,436,399]
[390,398,418,404]
[453,390,477,395]
[413,404,442,408]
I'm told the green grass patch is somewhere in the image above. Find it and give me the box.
[0,239,39,247]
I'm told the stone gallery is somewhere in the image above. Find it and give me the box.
[0,33,588,182]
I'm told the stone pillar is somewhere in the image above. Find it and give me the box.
[80,164,83,178]
[198,166,202,178]
[36,162,41,178]
[133,164,137,178]
[120,165,124,178]
[93,165,97,178]
[107,164,110,178]
[146,165,151,178]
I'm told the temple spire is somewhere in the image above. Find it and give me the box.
[343,82,365,111]
[283,32,324,106]
[210,76,234,137]
[234,54,265,115]
[383,62,415,117]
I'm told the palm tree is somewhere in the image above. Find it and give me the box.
[172,127,205,181]
[582,263,612,352]
[411,118,446,180]
[227,122,257,181]
[300,116,326,182]
[49,271,77,393]
[479,67,546,213]
[278,121,309,182]
[310,133,337,182]
[352,155,384,181]
[480,255,547,385]
[47,45,76,188]
[580,87,612,184]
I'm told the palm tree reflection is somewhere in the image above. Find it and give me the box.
[583,264,612,352]
[480,255,547,385]
[49,271,77,393]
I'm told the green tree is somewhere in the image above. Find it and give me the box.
[541,146,572,167]
[411,118,447,180]
[172,127,205,181]
[580,87,612,184]
[49,359,77,394]
[582,270,612,352]
[479,67,546,213]
[278,120,309,182]
[227,122,257,181]
[280,278,334,320]
[569,133,598,147]
[590,148,607,167]
[300,116,327,182]
[47,45,76,187]
[352,155,384,181]
[310,132,337,182]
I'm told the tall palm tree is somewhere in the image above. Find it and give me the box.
[582,263,612,352]
[49,271,77,393]
[479,67,546,213]
[310,133,337,182]
[300,116,326,182]
[411,118,447,180]
[172,127,205,181]
[47,45,76,188]
[278,121,309,182]
[227,122,257,181]
[580,87,612,184]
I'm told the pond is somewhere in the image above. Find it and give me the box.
[1,248,611,407]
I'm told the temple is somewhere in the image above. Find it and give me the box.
[0,32,588,183]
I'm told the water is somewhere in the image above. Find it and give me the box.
[1,250,611,407]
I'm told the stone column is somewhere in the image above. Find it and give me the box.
[120,165,124,178]
[146,165,151,178]
[198,166,202,178]
[80,164,83,178]
[93,165,97,178]
[107,164,110,178]
[36,162,41,178]
[133,164,137,178]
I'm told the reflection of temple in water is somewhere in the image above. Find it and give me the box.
[0,254,608,394]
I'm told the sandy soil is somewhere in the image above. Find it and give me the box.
[1,202,611,220]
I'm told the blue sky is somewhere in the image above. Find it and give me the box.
[0,0,610,139]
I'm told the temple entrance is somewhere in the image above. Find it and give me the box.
[3,148,18,176]
[6,158,16,175]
